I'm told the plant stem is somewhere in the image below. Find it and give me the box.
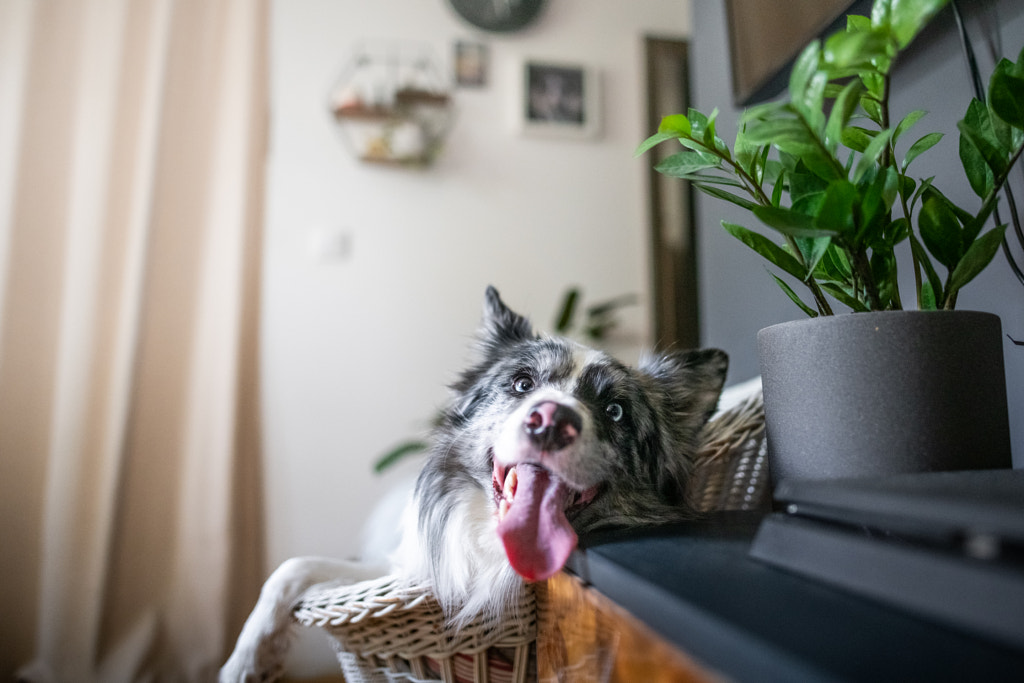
[879,74,892,169]
[976,142,1024,231]
[851,247,883,310]
[724,152,834,315]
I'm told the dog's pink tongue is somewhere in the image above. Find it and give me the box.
[497,463,577,582]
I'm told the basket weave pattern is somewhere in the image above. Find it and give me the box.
[292,393,767,682]
[687,394,768,513]
[295,576,537,683]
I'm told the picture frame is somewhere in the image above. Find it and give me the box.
[519,60,600,139]
[454,41,488,87]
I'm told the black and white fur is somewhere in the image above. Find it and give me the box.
[220,287,727,680]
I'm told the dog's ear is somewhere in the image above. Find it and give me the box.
[640,348,729,428]
[639,348,728,505]
[479,286,534,356]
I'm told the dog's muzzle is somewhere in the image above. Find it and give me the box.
[523,401,581,452]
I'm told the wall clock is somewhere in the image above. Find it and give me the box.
[447,0,545,33]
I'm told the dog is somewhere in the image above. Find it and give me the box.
[220,286,727,681]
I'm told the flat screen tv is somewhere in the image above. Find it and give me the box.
[725,0,862,105]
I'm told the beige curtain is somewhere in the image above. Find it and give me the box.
[0,0,267,680]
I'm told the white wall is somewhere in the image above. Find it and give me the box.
[265,3,691,671]
[263,0,691,582]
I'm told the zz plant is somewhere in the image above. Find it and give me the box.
[638,0,1024,316]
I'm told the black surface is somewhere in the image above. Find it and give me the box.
[570,513,1024,682]
[751,513,1024,652]
[774,469,1024,545]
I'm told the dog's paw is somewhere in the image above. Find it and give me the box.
[221,557,388,682]
[218,635,288,683]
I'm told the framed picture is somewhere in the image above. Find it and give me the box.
[519,61,600,139]
[454,41,488,87]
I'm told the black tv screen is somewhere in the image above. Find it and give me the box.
[725,0,861,105]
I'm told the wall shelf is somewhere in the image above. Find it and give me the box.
[329,45,453,167]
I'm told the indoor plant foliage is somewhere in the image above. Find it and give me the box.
[638,0,1024,317]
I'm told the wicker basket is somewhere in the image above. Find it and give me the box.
[292,392,767,683]
[296,577,538,683]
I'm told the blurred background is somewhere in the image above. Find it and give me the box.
[1,0,1021,679]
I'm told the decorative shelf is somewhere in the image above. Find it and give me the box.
[329,44,453,167]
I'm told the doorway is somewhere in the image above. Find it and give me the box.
[644,37,699,350]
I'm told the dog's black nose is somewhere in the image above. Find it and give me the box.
[524,401,582,451]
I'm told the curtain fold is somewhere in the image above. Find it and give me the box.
[0,0,268,679]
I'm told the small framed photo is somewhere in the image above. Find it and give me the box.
[455,41,488,87]
[520,61,600,139]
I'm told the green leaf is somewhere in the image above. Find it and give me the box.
[818,243,854,281]
[911,175,935,212]
[842,126,875,153]
[674,134,720,157]
[555,288,580,333]
[685,172,747,188]
[789,41,821,107]
[796,236,833,276]
[910,233,943,305]
[742,117,811,147]
[374,440,429,473]
[918,195,963,268]
[826,80,864,151]
[688,107,724,154]
[655,150,721,178]
[893,109,928,143]
[854,166,898,246]
[733,130,764,177]
[876,0,948,49]
[958,99,1008,179]
[722,222,806,279]
[815,179,858,238]
[887,216,910,243]
[923,185,975,232]
[688,107,709,129]
[897,174,918,208]
[704,108,722,149]
[903,131,943,170]
[793,147,846,182]
[854,127,894,182]
[770,272,819,317]
[823,27,892,71]
[871,250,899,307]
[919,280,938,310]
[754,205,840,238]
[789,171,828,212]
[770,169,786,207]
[847,14,871,33]
[861,94,885,125]
[820,282,870,312]
[989,59,1024,129]
[635,131,679,157]
[695,184,762,212]
[947,224,1007,296]
[586,294,638,318]
[658,114,692,136]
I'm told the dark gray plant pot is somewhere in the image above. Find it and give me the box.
[757,311,1011,484]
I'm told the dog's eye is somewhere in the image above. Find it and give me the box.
[512,375,535,394]
[606,402,624,422]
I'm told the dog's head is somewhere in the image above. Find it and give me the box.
[441,287,727,582]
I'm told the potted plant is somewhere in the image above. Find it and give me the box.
[638,0,1021,482]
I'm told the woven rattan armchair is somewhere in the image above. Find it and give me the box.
[292,392,768,683]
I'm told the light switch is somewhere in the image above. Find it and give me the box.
[309,225,352,263]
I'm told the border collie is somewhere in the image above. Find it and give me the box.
[221,286,727,680]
